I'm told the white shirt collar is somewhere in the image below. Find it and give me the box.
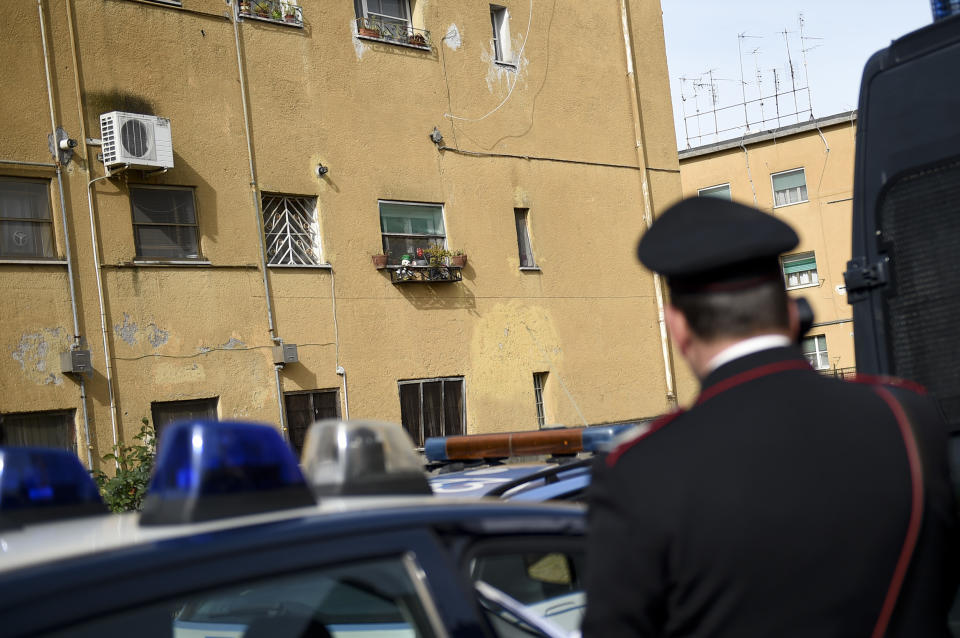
[706,334,792,374]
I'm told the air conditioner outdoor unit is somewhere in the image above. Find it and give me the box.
[99,111,174,172]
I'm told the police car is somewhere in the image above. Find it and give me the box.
[426,424,642,501]
[0,420,586,638]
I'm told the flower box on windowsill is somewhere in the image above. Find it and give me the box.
[388,265,462,284]
[354,17,431,50]
[239,0,303,27]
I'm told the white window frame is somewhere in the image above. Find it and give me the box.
[802,334,830,370]
[697,183,731,200]
[515,207,536,269]
[490,5,514,65]
[770,168,808,208]
[379,200,446,266]
[262,193,323,266]
[781,251,819,290]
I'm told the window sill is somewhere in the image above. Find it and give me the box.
[355,34,431,51]
[773,199,809,209]
[785,281,819,291]
[239,12,304,28]
[131,259,212,266]
[519,266,541,271]
[494,60,518,70]
[268,263,332,269]
[0,258,68,265]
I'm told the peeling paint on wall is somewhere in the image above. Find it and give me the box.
[482,44,528,95]
[115,313,139,346]
[146,323,169,348]
[352,22,367,59]
[444,24,461,50]
[220,337,245,349]
[11,328,66,386]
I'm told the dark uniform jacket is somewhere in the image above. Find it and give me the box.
[583,345,959,637]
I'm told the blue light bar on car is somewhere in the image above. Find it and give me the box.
[140,420,315,526]
[931,0,960,21]
[0,447,106,529]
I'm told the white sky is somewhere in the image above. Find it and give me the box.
[661,1,933,149]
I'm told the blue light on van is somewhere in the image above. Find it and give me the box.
[140,420,315,526]
[0,447,106,529]
[931,0,960,21]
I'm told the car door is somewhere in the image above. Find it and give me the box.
[0,521,488,638]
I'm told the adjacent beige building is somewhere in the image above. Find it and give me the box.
[1,0,684,467]
[679,111,858,376]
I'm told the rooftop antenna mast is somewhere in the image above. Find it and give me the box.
[799,13,823,117]
[772,67,782,128]
[738,33,762,132]
[752,48,766,129]
[678,75,696,148]
[781,28,801,124]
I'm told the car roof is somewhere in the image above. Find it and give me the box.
[0,495,584,574]
[428,460,592,499]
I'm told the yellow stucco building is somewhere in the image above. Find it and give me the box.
[678,111,858,376]
[1,0,683,467]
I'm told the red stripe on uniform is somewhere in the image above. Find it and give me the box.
[849,373,928,395]
[606,410,685,468]
[696,360,812,405]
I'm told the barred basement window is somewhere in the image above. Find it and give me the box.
[263,194,322,265]
[533,372,547,427]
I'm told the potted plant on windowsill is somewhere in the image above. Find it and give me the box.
[408,33,427,47]
[372,250,389,269]
[358,18,381,38]
[449,249,467,268]
[283,3,299,23]
[238,0,251,15]
[252,0,270,17]
[271,5,283,20]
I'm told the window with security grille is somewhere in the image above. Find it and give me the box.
[771,168,808,207]
[130,186,200,259]
[698,184,731,200]
[533,372,547,427]
[262,194,321,265]
[379,201,445,266]
[0,410,75,451]
[398,377,464,447]
[284,389,339,455]
[781,251,819,289]
[802,335,829,370]
[0,177,55,259]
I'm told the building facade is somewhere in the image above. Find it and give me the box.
[1,0,682,467]
[678,112,858,376]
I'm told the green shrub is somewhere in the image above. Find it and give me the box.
[94,418,156,513]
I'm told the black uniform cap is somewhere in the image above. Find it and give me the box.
[637,197,799,294]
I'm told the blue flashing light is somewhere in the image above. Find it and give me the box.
[140,420,315,526]
[424,437,449,462]
[582,424,634,453]
[0,447,106,528]
[932,0,960,21]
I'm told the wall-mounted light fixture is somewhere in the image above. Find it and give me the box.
[317,162,329,177]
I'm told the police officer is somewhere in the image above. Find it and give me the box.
[582,197,959,637]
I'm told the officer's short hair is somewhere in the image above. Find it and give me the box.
[670,280,790,341]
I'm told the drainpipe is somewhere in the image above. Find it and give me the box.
[87,174,121,464]
[38,0,93,467]
[231,3,289,432]
[330,270,349,419]
[619,0,677,408]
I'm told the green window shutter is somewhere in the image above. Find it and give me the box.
[782,255,817,274]
[772,170,806,191]
[698,184,731,200]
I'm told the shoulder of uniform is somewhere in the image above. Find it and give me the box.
[847,373,928,396]
[605,409,686,468]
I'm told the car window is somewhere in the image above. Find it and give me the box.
[467,541,585,635]
[49,555,442,638]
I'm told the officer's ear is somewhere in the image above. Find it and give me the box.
[665,304,692,354]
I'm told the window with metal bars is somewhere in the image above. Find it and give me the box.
[0,177,56,259]
[398,377,464,447]
[262,194,322,265]
[284,389,339,455]
[533,372,547,427]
